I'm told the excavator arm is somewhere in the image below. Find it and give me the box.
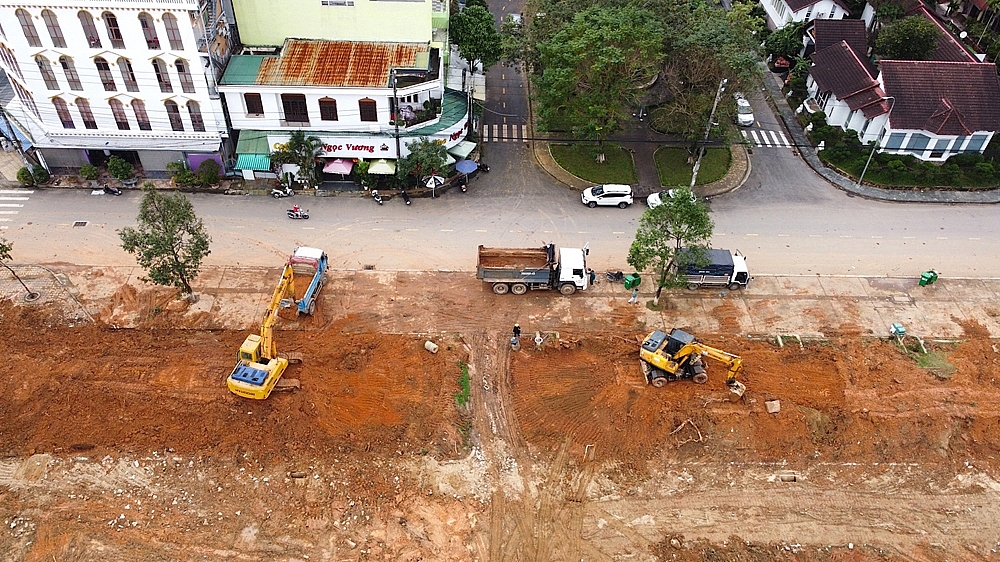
[260,265,295,360]
[693,344,743,388]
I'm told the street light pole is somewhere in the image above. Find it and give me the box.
[690,78,728,190]
[855,96,895,189]
[391,69,401,162]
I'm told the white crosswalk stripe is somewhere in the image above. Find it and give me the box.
[742,129,792,148]
[482,123,525,142]
[0,189,30,224]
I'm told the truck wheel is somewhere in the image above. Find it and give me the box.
[559,283,576,295]
[693,373,709,384]
[511,283,528,295]
[493,283,509,295]
[727,282,741,291]
[686,283,699,290]
[587,201,597,208]
[618,202,628,209]
[651,376,668,388]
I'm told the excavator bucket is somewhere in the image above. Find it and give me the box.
[728,380,746,398]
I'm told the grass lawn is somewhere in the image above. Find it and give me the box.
[654,147,731,187]
[549,143,637,184]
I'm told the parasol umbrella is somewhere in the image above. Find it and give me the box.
[322,158,354,175]
[455,159,478,174]
[423,174,445,198]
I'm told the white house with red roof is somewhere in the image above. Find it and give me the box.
[761,0,851,30]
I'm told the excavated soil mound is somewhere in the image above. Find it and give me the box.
[0,303,467,466]
[510,331,1000,472]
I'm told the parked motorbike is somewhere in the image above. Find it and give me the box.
[103,184,122,196]
[287,208,310,219]
[478,162,490,173]
[271,185,294,198]
[459,181,468,193]
[372,189,384,206]
[606,270,624,283]
[400,189,411,205]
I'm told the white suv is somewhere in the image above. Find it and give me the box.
[735,93,754,127]
[581,184,633,208]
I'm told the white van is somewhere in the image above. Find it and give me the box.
[581,184,633,208]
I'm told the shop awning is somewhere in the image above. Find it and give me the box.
[444,153,456,165]
[368,159,396,175]
[323,158,354,174]
[235,153,271,171]
[447,140,477,159]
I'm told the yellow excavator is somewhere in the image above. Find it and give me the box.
[639,329,746,397]
[226,264,302,399]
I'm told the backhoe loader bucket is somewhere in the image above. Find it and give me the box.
[728,380,746,398]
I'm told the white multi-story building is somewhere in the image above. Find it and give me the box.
[0,0,235,176]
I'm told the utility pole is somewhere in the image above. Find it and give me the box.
[391,69,401,162]
[690,78,728,190]
[855,96,895,189]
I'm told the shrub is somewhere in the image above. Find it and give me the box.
[31,166,49,184]
[974,161,995,178]
[166,161,199,187]
[196,159,221,186]
[107,156,134,181]
[807,111,828,129]
[946,153,984,167]
[80,163,100,180]
[16,167,33,186]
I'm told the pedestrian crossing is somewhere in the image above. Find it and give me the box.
[481,123,527,143]
[0,189,31,229]
[742,129,792,148]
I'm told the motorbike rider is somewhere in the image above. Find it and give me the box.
[292,203,301,214]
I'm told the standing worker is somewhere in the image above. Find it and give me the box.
[628,288,639,304]
[513,323,521,339]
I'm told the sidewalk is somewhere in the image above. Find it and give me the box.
[3,264,996,338]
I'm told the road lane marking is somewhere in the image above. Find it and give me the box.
[0,190,32,194]
[0,204,24,208]
[840,235,851,238]
[577,231,588,234]
[937,237,948,239]
[612,231,625,234]
[302,227,315,230]
[337,227,350,230]
[777,234,789,237]
[808,234,821,237]
[970,237,980,240]
[745,233,758,236]
[0,197,29,200]
[903,236,915,239]
[0,218,12,222]
[0,211,18,214]
[406,228,419,232]
[871,236,882,239]
[372,228,384,231]
[441,229,453,232]
[475,229,487,232]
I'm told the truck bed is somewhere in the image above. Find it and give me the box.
[477,246,552,269]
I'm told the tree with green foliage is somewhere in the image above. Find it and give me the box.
[450,5,503,73]
[271,131,324,188]
[535,5,664,157]
[107,155,134,181]
[397,137,448,182]
[119,182,212,297]
[0,236,38,299]
[875,16,941,60]
[16,167,33,186]
[627,187,714,303]
[763,20,807,59]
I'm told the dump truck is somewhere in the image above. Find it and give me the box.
[287,246,328,316]
[477,243,589,295]
[680,248,751,290]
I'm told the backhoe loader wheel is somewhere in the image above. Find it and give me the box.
[651,376,668,388]
[693,373,709,384]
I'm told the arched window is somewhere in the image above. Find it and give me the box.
[176,59,195,93]
[59,57,83,90]
[162,14,183,50]
[319,97,338,121]
[118,57,138,92]
[79,11,101,48]
[76,98,98,129]
[3,46,24,80]
[95,57,116,91]
[109,99,129,130]
[41,10,66,48]
[188,101,205,132]
[16,9,41,47]
[138,13,159,49]
[35,56,59,90]
[53,98,74,129]
[132,100,151,130]
[165,100,183,131]
[359,98,377,122]
[152,58,172,93]
[102,12,124,49]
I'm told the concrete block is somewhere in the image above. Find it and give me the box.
[765,400,780,414]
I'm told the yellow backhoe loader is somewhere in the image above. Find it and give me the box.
[226,265,302,399]
[639,329,746,397]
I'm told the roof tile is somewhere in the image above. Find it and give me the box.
[880,60,1000,134]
